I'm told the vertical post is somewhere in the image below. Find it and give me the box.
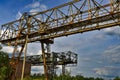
[79,11,82,21]
[110,0,114,12]
[54,9,58,27]
[116,0,120,22]
[96,6,99,27]
[17,45,25,62]
[21,35,28,80]
[41,42,48,80]
[118,0,120,11]
[46,43,50,53]
[62,65,65,75]
[69,5,73,23]
[10,45,18,80]
[11,45,17,63]
[51,52,54,78]
[12,45,25,80]
[46,43,54,80]
[88,0,92,19]
[21,13,31,80]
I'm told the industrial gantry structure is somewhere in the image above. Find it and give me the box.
[0,0,120,80]
[20,51,77,75]
[11,51,77,79]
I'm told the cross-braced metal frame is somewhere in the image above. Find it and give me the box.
[17,51,77,76]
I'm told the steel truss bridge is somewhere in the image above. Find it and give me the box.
[0,0,120,80]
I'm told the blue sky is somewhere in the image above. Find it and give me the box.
[0,0,120,79]
[0,0,71,25]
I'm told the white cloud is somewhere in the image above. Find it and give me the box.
[25,1,40,9]
[97,61,103,64]
[1,43,42,56]
[16,1,47,19]
[103,27,120,36]
[82,57,91,61]
[1,46,21,56]
[39,4,47,11]
[103,45,120,63]
[93,66,120,77]
[1,46,14,54]
[28,49,42,55]
[31,66,44,74]
[31,2,40,8]
[16,11,22,19]
[104,28,113,32]
[26,1,47,13]
[37,50,42,55]
[94,67,109,75]
[56,65,62,69]
[29,8,40,13]
[26,43,42,56]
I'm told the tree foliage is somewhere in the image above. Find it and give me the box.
[28,74,104,80]
[25,74,120,80]
[114,77,120,80]
[0,51,12,80]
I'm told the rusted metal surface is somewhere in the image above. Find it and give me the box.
[11,60,31,80]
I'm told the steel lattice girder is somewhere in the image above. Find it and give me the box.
[16,51,78,66]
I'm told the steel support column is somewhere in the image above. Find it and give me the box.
[41,42,48,80]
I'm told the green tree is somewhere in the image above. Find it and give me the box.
[114,77,120,80]
[95,77,104,80]
[0,51,12,80]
